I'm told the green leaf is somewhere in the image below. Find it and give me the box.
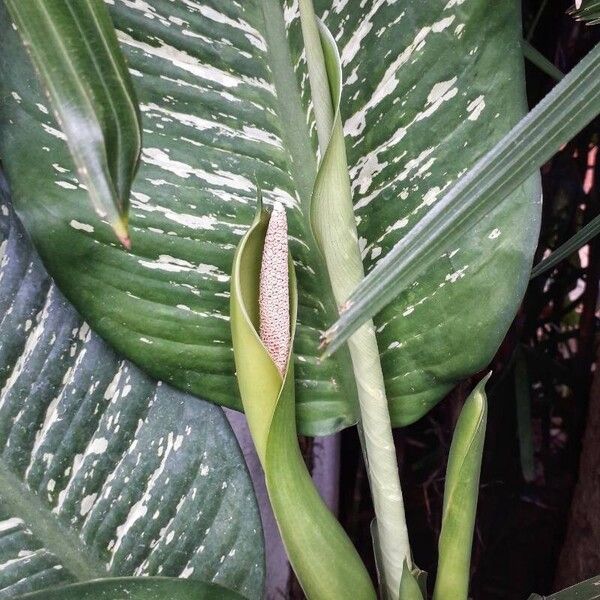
[531,212,600,278]
[0,0,540,432]
[323,42,600,358]
[14,577,245,600]
[230,202,375,599]
[433,376,488,600]
[569,0,600,25]
[4,0,142,247]
[0,190,263,599]
[528,574,600,599]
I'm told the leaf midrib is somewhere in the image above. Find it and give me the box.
[0,461,106,581]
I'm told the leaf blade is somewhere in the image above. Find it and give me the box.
[1,0,542,431]
[0,191,263,599]
[323,42,600,357]
[531,212,600,277]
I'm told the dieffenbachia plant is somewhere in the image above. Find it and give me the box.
[0,0,545,596]
[229,197,490,596]
[0,0,541,438]
[4,0,589,597]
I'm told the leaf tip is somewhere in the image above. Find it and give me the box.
[112,217,131,250]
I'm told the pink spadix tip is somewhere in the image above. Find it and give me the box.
[259,202,290,376]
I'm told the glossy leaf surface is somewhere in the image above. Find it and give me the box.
[324,43,600,356]
[0,189,263,599]
[0,0,539,433]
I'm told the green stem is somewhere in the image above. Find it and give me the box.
[522,40,564,82]
[526,0,549,41]
[298,2,411,597]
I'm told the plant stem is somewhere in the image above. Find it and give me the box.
[298,1,411,596]
[522,40,564,82]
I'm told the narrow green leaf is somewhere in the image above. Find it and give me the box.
[433,376,489,600]
[528,574,600,599]
[522,40,564,81]
[230,203,375,599]
[531,212,600,277]
[515,348,536,482]
[322,43,600,356]
[569,0,600,25]
[13,577,245,600]
[4,0,142,247]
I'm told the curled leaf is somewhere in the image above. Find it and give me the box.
[433,375,489,600]
[230,200,375,599]
[304,14,410,597]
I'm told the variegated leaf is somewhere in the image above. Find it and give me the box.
[0,0,540,433]
[0,189,263,599]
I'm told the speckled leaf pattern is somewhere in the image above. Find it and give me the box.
[0,191,263,598]
[0,0,540,433]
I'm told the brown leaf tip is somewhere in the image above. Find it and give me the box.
[259,202,290,376]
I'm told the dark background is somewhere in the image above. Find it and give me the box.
[336,2,600,598]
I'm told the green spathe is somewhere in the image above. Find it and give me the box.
[230,202,375,599]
